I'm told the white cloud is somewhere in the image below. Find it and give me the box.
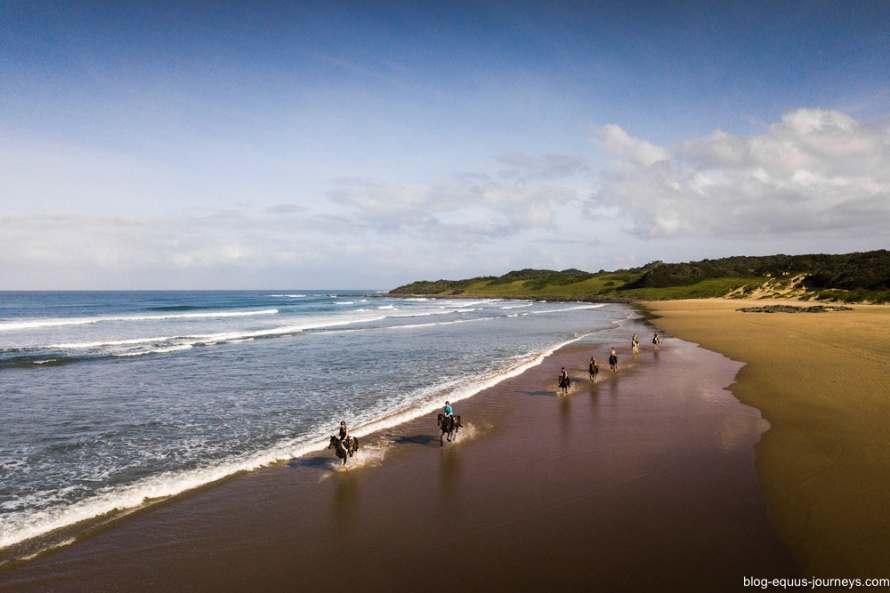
[0,148,595,288]
[594,124,671,167]
[590,109,890,239]
[0,210,317,275]
[328,153,584,239]
[494,152,589,182]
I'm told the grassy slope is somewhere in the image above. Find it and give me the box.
[390,272,772,301]
[389,251,890,303]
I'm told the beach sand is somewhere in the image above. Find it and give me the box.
[641,299,890,577]
[0,315,797,592]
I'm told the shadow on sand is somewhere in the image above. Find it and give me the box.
[287,456,337,470]
[393,434,438,447]
[515,389,558,397]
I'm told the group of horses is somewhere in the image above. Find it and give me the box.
[328,413,463,465]
[557,348,627,395]
[332,340,657,463]
[558,358,605,395]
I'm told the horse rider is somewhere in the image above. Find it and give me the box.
[632,334,639,352]
[609,349,618,371]
[559,367,569,386]
[444,401,454,420]
[652,332,660,349]
[589,356,598,379]
[337,420,351,450]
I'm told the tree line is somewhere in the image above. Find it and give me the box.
[389,250,890,303]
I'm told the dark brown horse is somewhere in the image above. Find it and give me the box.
[328,435,360,465]
[558,374,570,394]
[437,413,462,446]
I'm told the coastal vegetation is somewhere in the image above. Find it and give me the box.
[389,250,890,303]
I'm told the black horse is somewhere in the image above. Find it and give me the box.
[558,374,570,394]
[609,353,618,371]
[328,435,360,465]
[437,413,462,446]
[588,362,599,381]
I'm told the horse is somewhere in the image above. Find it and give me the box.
[609,353,618,372]
[328,435,360,465]
[588,362,599,382]
[558,374,570,394]
[437,413,462,446]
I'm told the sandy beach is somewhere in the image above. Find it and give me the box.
[0,314,797,592]
[641,299,890,577]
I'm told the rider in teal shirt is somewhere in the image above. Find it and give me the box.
[444,401,454,418]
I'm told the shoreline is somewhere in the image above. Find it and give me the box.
[0,312,797,591]
[0,315,604,567]
[641,299,890,576]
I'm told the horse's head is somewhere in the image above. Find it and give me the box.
[328,436,338,449]
[437,413,444,426]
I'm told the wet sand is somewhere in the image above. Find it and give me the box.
[0,316,797,592]
[642,300,890,576]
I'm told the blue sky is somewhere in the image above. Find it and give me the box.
[2,1,889,289]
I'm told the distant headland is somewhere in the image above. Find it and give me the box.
[389,250,890,304]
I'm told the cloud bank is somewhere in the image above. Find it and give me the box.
[591,109,890,240]
[3,110,887,290]
[0,152,590,288]
[328,153,587,240]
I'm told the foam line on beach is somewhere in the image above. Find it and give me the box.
[15,314,395,358]
[0,429,339,552]
[530,303,606,314]
[0,330,592,555]
[345,332,590,440]
[0,309,281,332]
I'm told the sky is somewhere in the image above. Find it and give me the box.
[2,1,889,290]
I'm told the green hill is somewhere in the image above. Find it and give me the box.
[389,250,890,303]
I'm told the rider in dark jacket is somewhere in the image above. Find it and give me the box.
[337,421,350,449]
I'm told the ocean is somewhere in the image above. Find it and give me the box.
[0,290,628,555]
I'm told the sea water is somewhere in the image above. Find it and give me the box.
[0,291,627,551]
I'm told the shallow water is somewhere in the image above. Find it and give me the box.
[0,291,626,552]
